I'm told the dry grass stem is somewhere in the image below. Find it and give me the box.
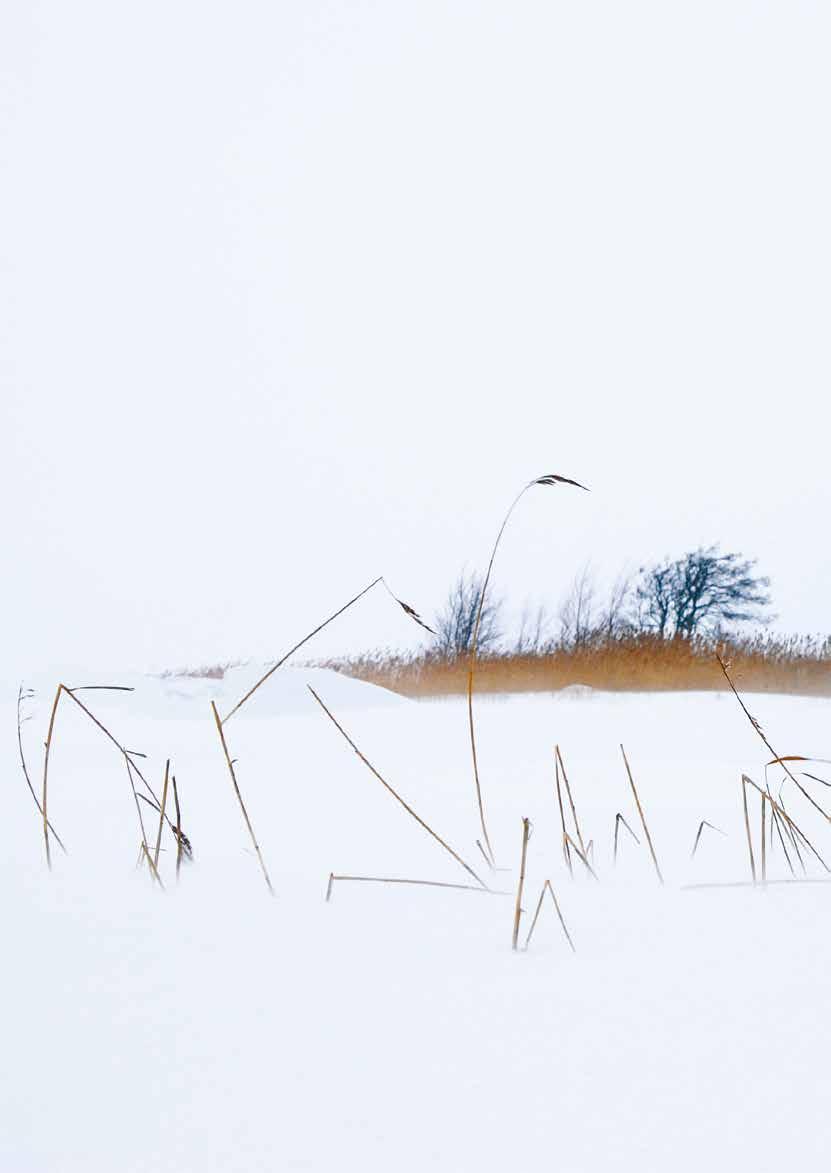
[620,744,663,884]
[210,701,274,894]
[222,576,433,725]
[613,812,640,863]
[767,785,795,875]
[17,686,67,854]
[741,777,757,884]
[717,655,831,822]
[563,832,599,880]
[153,759,170,871]
[742,775,829,873]
[308,687,488,889]
[523,880,576,953]
[556,745,587,857]
[760,791,767,884]
[512,817,531,951]
[690,820,726,858]
[466,473,588,868]
[325,874,511,902]
[222,577,383,723]
[554,752,573,876]
[172,774,184,878]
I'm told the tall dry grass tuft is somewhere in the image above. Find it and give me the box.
[322,633,831,699]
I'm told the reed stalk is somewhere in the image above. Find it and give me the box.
[512,817,531,951]
[523,880,576,953]
[466,474,588,866]
[620,744,663,884]
[211,701,274,894]
[308,687,487,889]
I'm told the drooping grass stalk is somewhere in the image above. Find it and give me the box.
[211,701,274,895]
[523,880,576,953]
[467,473,588,865]
[17,686,67,855]
[308,687,488,889]
[153,759,170,870]
[613,812,640,863]
[556,745,587,857]
[690,820,726,859]
[620,744,663,884]
[512,817,531,951]
[325,874,511,902]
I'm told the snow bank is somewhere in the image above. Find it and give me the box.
[3,680,830,1170]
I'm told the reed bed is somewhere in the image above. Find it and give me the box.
[317,633,831,699]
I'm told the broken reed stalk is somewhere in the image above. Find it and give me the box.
[17,686,67,855]
[556,745,587,857]
[717,655,831,822]
[741,776,757,884]
[325,874,512,902]
[467,473,588,867]
[690,820,725,859]
[308,687,488,889]
[554,752,573,876]
[512,817,531,951]
[564,832,599,880]
[153,759,170,870]
[172,774,184,879]
[523,880,576,953]
[620,744,663,885]
[613,812,640,863]
[210,701,274,895]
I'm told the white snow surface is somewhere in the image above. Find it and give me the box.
[3,667,831,1171]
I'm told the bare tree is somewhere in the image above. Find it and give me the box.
[558,566,598,649]
[598,572,633,639]
[514,601,553,654]
[435,571,504,657]
[635,547,772,638]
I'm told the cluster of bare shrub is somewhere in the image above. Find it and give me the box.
[320,548,831,697]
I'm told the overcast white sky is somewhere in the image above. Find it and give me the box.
[2,1,829,677]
